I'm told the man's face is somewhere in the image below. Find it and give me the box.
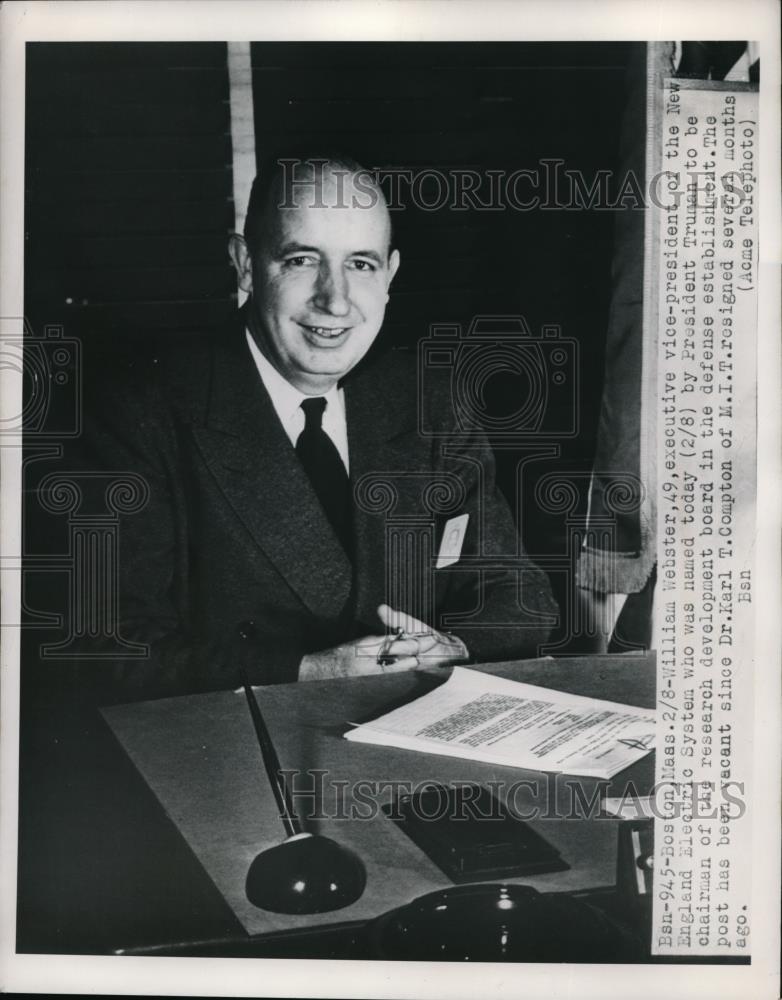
[237,170,399,394]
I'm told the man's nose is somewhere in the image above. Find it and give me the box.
[311,261,351,316]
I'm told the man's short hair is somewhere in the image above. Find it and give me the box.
[243,152,393,256]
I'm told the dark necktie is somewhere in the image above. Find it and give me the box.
[296,397,352,558]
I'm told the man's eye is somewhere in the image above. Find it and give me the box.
[349,259,377,272]
[283,255,315,268]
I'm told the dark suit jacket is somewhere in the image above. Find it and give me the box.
[79,314,557,700]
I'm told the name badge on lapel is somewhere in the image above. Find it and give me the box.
[436,514,469,569]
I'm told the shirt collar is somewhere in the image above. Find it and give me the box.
[245,330,342,425]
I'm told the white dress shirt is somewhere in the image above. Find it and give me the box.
[245,330,350,472]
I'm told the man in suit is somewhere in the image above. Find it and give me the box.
[81,156,556,699]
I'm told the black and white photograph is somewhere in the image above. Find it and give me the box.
[1,2,779,997]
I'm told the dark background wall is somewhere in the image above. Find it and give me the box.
[24,42,235,346]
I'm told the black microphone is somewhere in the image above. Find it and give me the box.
[237,621,366,914]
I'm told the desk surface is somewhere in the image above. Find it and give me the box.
[100,654,656,941]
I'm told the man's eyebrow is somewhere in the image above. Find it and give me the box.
[350,249,385,265]
[276,241,320,256]
[274,243,387,265]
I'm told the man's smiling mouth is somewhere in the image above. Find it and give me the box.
[301,324,350,339]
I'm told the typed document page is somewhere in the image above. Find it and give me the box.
[346,667,655,778]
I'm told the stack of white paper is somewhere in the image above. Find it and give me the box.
[345,667,655,779]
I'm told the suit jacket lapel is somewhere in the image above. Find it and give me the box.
[190,329,353,620]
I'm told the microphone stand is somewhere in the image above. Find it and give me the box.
[237,639,366,914]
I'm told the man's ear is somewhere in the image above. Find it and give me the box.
[228,233,254,293]
[386,248,401,294]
